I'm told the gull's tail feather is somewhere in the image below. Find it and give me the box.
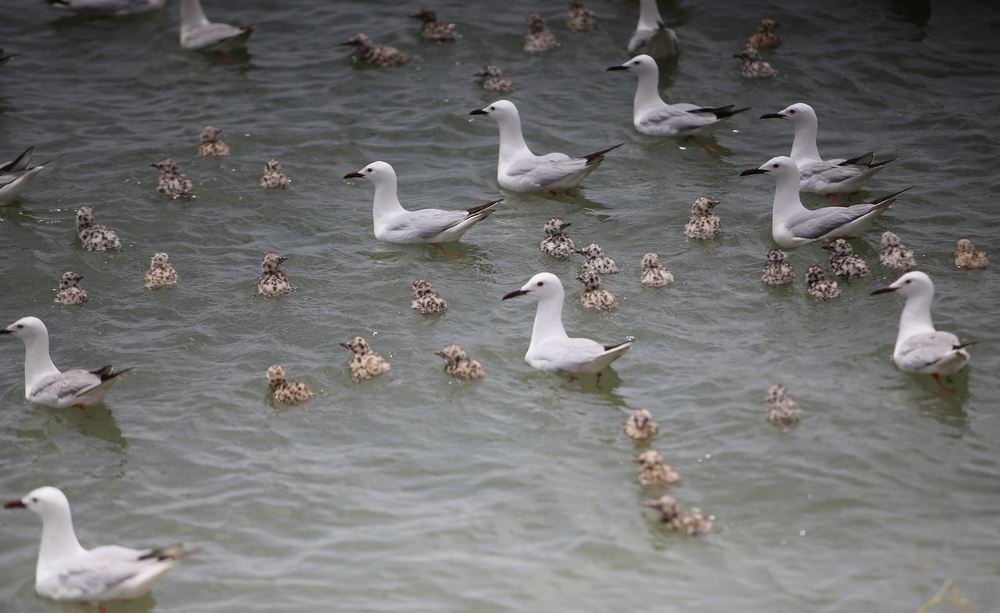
[90,365,133,383]
[139,544,202,562]
[583,143,623,165]
[954,341,977,351]
[870,186,914,209]
[688,105,750,119]
[1,146,33,173]
[466,197,503,216]
[841,151,898,169]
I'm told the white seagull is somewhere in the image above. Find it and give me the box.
[470,100,622,194]
[871,271,973,394]
[344,161,501,246]
[1,317,131,409]
[761,103,896,202]
[46,0,165,16]
[607,55,748,146]
[628,0,679,59]
[0,146,47,206]
[5,486,197,603]
[180,0,254,52]
[741,156,911,249]
[502,272,632,376]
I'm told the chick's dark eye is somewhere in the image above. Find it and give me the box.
[536,281,543,287]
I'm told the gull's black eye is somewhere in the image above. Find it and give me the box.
[789,109,796,114]
[536,281,544,287]
[905,279,912,284]
[366,168,373,173]
[31,497,38,503]
[632,61,639,65]
[772,163,779,168]
[16,324,23,329]
[489,106,495,111]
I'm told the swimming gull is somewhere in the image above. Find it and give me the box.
[566,0,597,32]
[266,365,313,404]
[260,159,289,189]
[805,266,840,299]
[257,253,294,297]
[341,336,390,381]
[435,344,485,380]
[628,0,679,59]
[577,243,619,275]
[411,7,456,42]
[954,238,988,269]
[54,272,88,305]
[578,271,618,311]
[623,408,659,440]
[824,239,870,279]
[151,158,194,199]
[540,218,575,260]
[878,231,916,271]
[411,279,448,314]
[46,0,165,16]
[76,206,122,252]
[341,34,408,66]
[180,0,253,52]
[198,125,229,157]
[144,252,178,289]
[760,249,795,286]
[640,252,673,287]
[0,146,47,206]
[524,13,557,53]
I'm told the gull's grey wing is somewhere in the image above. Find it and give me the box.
[35,369,104,402]
[48,562,140,600]
[51,0,164,15]
[785,203,878,240]
[507,156,588,187]
[637,104,714,133]
[799,160,863,186]
[385,209,468,240]
[0,167,40,189]
[896,331,961,371]
[184,23,250,50]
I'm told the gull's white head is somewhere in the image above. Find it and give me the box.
[871,271,933,299]
[469,99,519,123]
[502,272,564,302]
[1,316,48,341]
[607,54,658,77]
[4,486,70,518]
[740,156,798,180]
[761,102,816,125]
[344,160,395,184]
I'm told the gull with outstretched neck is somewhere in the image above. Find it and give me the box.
[0,146,47,206]
[628,0,678,59]
[470,100,621,194]
[871,271,973,394]
[180,0,253,52]
[502,272,632,376]
[741,156,911,249]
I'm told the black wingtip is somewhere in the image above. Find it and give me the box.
[583,143,624,164]
[603,340,633,352]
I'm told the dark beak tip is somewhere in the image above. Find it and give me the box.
[606,66,627,71]
[502,289,527,301]
[469,109,488,115]
[343,172,363,179]
[760,113,785,119]
[4,500,25,509]
[739,168,766,176]
[870,287,896,296]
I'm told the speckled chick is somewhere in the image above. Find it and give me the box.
[257,253,294,297]
[540,218,575,259]
[341,336,391,381]
[641,495,713,536]
[475,65,514,94]
[565,0,596,31]
[143,252,178,289]
[54,272,87,305]
[640,252,674,287]
[765,383,800,431]
[267,365,313,405]
[577,243,619,275]
[343,33,409,67]
[633,449,681,487]
[260,159,289,189]
[747,18,780,50]
[435,344,485,380]
[152,158,194,199]
[411,7,456,42]
[878,231,916,271]
[955,238,988,269]
[824,239,870,279]
[410,278,448,314]
[761,249,795,285]
[735,45,777,78]
[805,266,840,299]
[76,206,122,252]
[578,271,618,311]
[684,196,721,240]
[524,13,557,53]
[623,409,659,441]
[198,125,230,157]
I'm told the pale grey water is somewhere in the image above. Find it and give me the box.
[1,1,999,611]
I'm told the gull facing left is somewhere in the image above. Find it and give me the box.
[502,272,632,376]
[1,317,131,409]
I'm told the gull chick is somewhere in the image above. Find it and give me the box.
[4,487,198,603]
[435,344,485,380]
[257,253,294,297]
[411,278,448,314]
[260,159,289,189]
[805,266,840,300]
[824,239,870,279]
[0,146,47,205]
[540,218,575,260]
[152,158,194,199]
[879,231,916,271]
[765,384,800,431]
[633,449,680,487]
[735,46,777,79]
[54,272,88,306]
[266,365,313,405]
[623,408,659,440]
[342,33,408,67]
[683,196,721,240]
[761,249,795,286]
[954,238,988,269]
[1,317,131,409]
[471,100,622,194]
[578,271,617,311]
[566,0,596,31]
[76,206,121,252]
[640,252,673,287]
[872,271,973,393]
[628,0,679,58]
[144,252,178,289]
[524,13,557,53]
[411,7,456,42]
[577,243,619,275]
[475,65,514,94]
[748,18,780,50]
[180,0,253,52]
[502,272,632,376]
[198,125,230,157]
[341,336,390,381]
[641,495,713,536]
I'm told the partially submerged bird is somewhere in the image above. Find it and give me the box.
[260,159,289,189]
[578,271,618,311]
[628,0,679,59]
[565,0,596,31]
[198,125,230,157]
[633,449,680,487]
[623,408,659,440]
[342,33,409,67]
[45,0,165,16]
[747,18,781,50]
[410,278,448,314]
[640,252,673,287]
[257,253,294,297]
[641,495,713,536]
[54,272,88,305]
[471,100,622,194]
[524,13,557,53]
[608,55,748,141]
[435,344,485,380]
[502,272,632,376]
[341,336,390,381]
[824,239,870,279]
[0,146,47,206]
[765,384,800,431]
[683,196,722,240]
[411,7,456,42]
[577,243,619,275]
[954,238,988,269]
[805,266,840,300]
[344,161,501,245]
[474,65,514,94]
[760,103,896,199]
[179,0,253,52]
[266,364,313,405]
[1,316,131,409]
[152,158,194,199]
[4,486,197,603]
[76,206,122,252]
[144,252,178,289]
[879,231,916,271]
[872,271,973,393]
[761,249,795,286]
[735,46,777,79]
[540,218,575,259]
